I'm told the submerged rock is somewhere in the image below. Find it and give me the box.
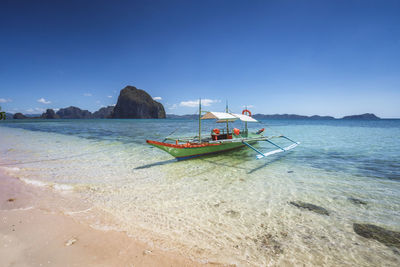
[353,223,400,249]
[254,232,284,255]
[225,210,240,218]
[289,201,330,216]
[348,197,367,205]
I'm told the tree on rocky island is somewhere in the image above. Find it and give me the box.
[0,106,5,120]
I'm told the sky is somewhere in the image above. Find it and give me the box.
[0,0,399,118]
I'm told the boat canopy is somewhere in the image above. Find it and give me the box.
[231,113,258,123]
[201,112,258,123]
[201,112,237,122]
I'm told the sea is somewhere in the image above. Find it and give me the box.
[1,118,399,266]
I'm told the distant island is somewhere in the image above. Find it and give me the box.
[166,113,382,120]
[1,85,383,120]
[341,113,380,120]
[7,86,166,120]
[6,110,383,121]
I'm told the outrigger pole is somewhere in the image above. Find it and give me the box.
[198,98,201,142]
[242,141,265,157]
[243,137,300,159]
[244,105,248,135]
[225,100,229,134]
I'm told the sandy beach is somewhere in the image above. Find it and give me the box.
[0,171,220,267]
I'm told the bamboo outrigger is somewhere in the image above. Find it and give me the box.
[146,100,299,160]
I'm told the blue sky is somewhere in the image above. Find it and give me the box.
[0,0,399,117]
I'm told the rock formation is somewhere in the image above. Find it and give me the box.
[111,86,165,119]
[13,113,27,119]
[41,109,60,119]
[56,106,92,119]
[93,106,114,119]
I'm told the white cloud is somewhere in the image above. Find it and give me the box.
[168,104,178,110]
[242,105,254,108]
[0,98,12,103]
[84,93,92,97]
[26,107,45,113]
[179,99,219,107]
[37,98,51,104]
[153,96,162,100]
[107,95,112,98]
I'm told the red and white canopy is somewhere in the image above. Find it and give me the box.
[201,112,258,123]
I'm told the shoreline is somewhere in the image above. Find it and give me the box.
[0,170,220,267]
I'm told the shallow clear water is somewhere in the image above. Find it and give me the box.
[1,119,400,266]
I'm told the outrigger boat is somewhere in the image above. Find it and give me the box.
[146,100,299,160]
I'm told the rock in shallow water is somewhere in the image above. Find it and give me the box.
[353,223,400,249]
[348,197,367,205]
[289,201,330,216]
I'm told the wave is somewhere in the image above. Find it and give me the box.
[19,177,75,191]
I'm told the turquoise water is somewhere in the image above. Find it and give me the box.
[1,119,399,266]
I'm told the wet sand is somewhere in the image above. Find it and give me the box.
[0,171,220,267]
